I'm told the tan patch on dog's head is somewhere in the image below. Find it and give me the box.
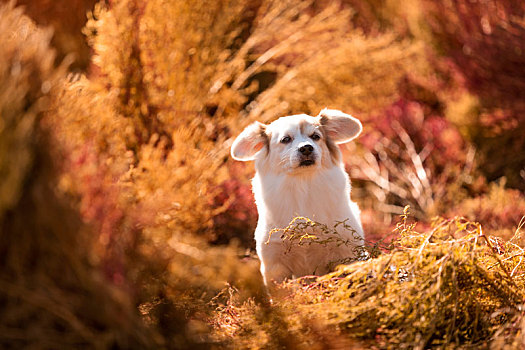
[299,119,310,136]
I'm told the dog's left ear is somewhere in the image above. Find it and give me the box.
[318,108,362,144]
[231,121,268,161]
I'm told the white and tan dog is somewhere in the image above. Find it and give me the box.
[231,108,364,286]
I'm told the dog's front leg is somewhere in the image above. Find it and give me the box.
[260,260,291,296]
[260,260,290,285]
[258,243,292,290]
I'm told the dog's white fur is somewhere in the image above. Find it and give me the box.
[231,108,364,286]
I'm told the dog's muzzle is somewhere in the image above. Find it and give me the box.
[298,144,316,167]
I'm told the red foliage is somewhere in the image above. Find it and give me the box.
[422,0,525,189]
[211,164,258,247]
[361,98,467,173]
[63,142,131,287]
[425,0,525,111]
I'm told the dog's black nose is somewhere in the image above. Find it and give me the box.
[299,144,313,155]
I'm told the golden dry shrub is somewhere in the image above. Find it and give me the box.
[48,72,267,349]
[247,31,426,123]
[222,1,430,123]
[0,3,156,348]
[82,0,248,239]
[50,1,270,345]
[214,213,525,349]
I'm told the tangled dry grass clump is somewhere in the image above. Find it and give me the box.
[1,0,525,348]
[213,210,525,349]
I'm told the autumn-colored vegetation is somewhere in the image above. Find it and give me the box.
[1,0,524,348]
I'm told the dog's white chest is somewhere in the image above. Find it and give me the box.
[252,166,360,242]
[251,166,364,282]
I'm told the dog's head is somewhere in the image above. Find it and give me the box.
[231,108,362,175]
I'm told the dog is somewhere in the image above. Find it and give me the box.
[231,108,364,287]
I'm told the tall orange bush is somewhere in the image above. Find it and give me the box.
[0,3,156,348]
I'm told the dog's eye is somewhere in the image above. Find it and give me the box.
[310,133,321,141]
[280,136,292,144]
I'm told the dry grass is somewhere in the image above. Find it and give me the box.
[213,209,525,349]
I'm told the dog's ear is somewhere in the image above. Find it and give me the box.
[231,121,268,161]
[318,108,362,144]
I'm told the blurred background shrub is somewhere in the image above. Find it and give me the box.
[0,3,155,348]
[0,0,98,71]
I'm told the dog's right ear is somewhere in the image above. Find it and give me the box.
[231,121,268,161]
